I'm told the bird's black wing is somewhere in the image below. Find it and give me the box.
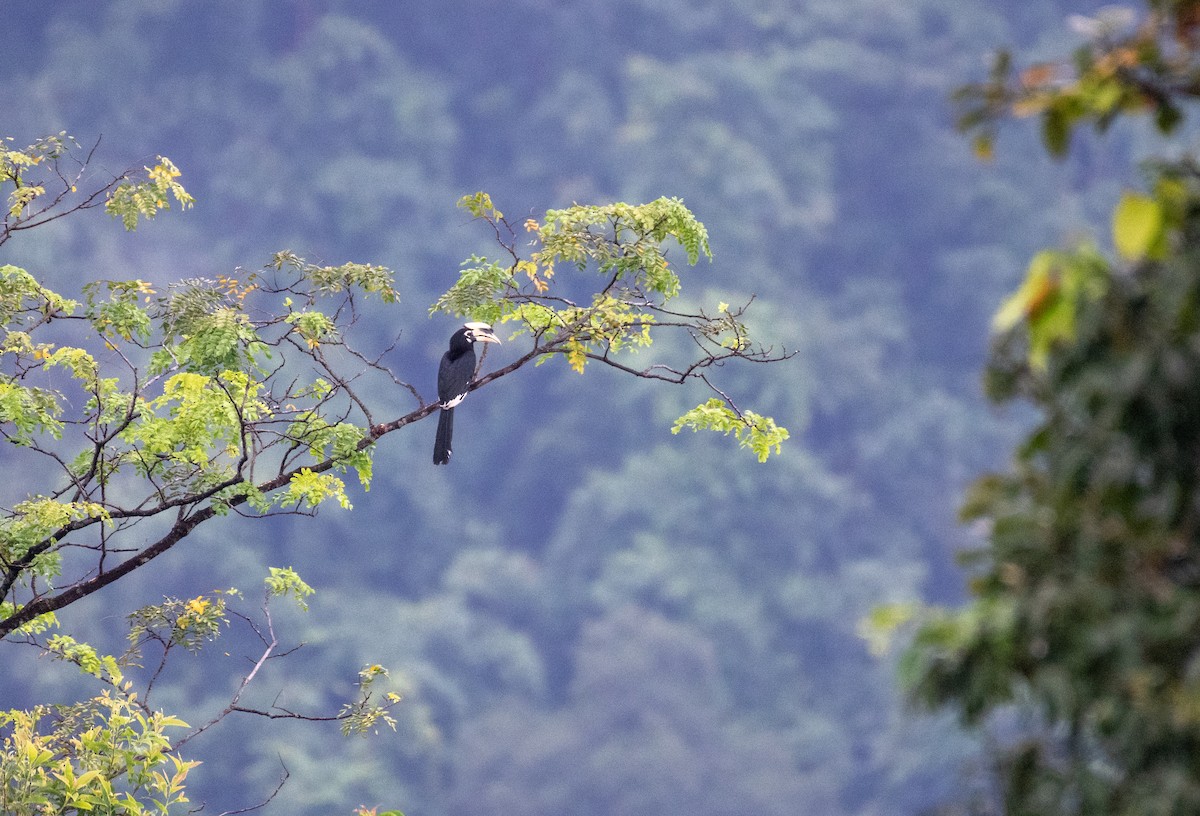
[434,332,476,464]
[437,345,475,407]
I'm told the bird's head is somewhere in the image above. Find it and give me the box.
[463,321,502,345]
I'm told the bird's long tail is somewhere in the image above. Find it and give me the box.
[433,407,454,465]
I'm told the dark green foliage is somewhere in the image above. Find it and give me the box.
[906,164,1200,815]
[898,5,1200,812]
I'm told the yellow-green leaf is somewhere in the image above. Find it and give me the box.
[858,602,921,657]
[993,251,1059,333]
[1113,190,1163,262]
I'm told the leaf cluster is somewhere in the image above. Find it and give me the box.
[671,397,789,463]
[105,157,194,230]
[956,3,1200,158]
[0,694,194,816]
[0,246,400,636]
[433,192,786,452]
[3,568,399,815]
[2,136,191,246]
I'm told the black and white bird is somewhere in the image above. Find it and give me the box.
[433,321,501,465]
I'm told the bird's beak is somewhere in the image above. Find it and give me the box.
[465,322,502,345]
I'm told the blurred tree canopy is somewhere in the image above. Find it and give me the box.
[904,2,1200,814]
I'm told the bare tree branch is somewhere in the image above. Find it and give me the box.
[213,766,290,816]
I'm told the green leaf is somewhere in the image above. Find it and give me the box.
[1155,100,1183,134]
[991,246,1110,369]
[265,566,315,611]
[859,602,921,657]
[104,156,193,230]
[458,191,503,220]
[280,467,351,510]
[429,255,513,323]
[1112,190,1164,262]
[1042,104,1072,158]
[992,250,1058,333]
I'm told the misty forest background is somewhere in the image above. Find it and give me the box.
[0,1,1161,814]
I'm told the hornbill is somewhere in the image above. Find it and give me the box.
[433,321,501,465]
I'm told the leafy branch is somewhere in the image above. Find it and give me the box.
[3,569,399,815]
[1,133,192,246]
[1,151,789,640]
[955,3,1200,158]
[435,192,793,450]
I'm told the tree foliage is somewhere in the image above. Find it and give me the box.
[1,570,399,816]
[2,133,192,244]
[0,133,786,812]
[433,192,790,457]
[903,3,1200,813]
[957,1,1200,159]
